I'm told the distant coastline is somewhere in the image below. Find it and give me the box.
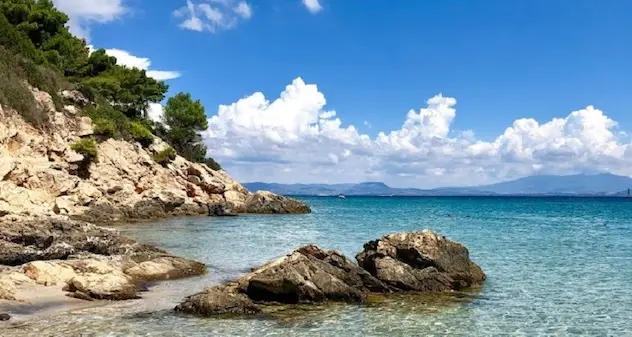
[245,173,632,198]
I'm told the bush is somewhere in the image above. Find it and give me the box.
[93,118,117,137]
[70,137,98,161]
[84,105,128,138]
[0,46,48,127]
[153,147,177,166]
[204,157,222,171]
[129,121,154,147]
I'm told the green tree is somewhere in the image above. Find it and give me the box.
[0,0,69,48]
[159,93,219,166]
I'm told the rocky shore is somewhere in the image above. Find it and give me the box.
[175,230,485,316]
[0,90,310,321]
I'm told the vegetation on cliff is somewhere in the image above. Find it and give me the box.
[0,0,221,169]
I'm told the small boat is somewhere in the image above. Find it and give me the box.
[338,194,346,199]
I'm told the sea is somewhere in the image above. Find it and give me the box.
[3,196,632,336]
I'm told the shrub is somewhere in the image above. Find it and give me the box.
[129,121,154,147]
[153,147,177,166]
[93,118,117,138]
[204,157,222,171]
[83,105,129,139]
[0,46,48,127]
[70,137,98,161]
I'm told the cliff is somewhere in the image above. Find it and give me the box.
[0,88,310,221]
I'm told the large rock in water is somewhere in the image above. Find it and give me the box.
[356,230,486,291]
[176,231,485,317]
[243,191,311,214]
[175,245,390,316]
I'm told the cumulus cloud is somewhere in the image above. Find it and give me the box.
[302,0,323,13]
[202,77,632,187]
[102,49,181,81]
[175,0,252,33]
[52,0,127,40]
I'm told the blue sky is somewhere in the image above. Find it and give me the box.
[53,0,632,187]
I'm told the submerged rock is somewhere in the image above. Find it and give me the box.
[176,231,484,317]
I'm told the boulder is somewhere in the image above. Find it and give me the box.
[206,202,237,217]
[124,256,206,281]
[175,245,388,316]
[177,232,485,317]
[244,191,311,214]
[23,260,77,286]
[61,90,89,107]
[175,286,261,316]
[0,313,10,321]
[356,230,486,291]
[65,272,140,300]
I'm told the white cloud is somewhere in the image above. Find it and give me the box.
[52,0,127,40]
[202,77,632,187]
[175,0,252,33]
[102,49,181,81]
[148,103,165,123]
[302,0,323,13]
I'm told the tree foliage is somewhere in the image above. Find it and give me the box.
[158,93,221,168]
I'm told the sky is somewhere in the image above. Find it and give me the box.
[51,0,632,188]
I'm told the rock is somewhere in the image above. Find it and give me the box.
[61,90,89,107]
[77,117,94,136]
[124,256,206,281]
[65,272,141,300]
[356,230,486,291]
[64,150,84,163]
[175,286,261,316]
[177,232,485,317]
[206,203,237,217]
[0,216,164,266]
[175,245,388,316]
[244,191,311,214]
[0,313,10,321]
[0,158,15,180]
[0,279,16,301]
[23,261,77,286]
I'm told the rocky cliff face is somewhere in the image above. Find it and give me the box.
[0,88,310,221]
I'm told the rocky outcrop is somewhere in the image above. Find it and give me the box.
[242,191,312,214]
[0,215,207,301]
[356,230,486,291]
[0,91,310,222]
[176,244,388,316]
[176,231,484,317]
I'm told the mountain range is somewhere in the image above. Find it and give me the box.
[244,173,632,197]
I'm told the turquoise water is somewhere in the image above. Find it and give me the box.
[4,196,632,336]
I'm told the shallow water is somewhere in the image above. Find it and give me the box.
[4,196,632,336]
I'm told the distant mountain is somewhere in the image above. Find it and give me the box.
[244,173,632,197]
[473,173,632,195]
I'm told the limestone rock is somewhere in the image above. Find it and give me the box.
[61,90,89,107]
[124,256,206,281]
[175,245,388,316]
[77,117,94,136]
[0,158,15,180]
[175,286,261,316]
[243,191,311,214]
[356,230,486,291]
[65,272,140,300]
[23,261,77,286]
